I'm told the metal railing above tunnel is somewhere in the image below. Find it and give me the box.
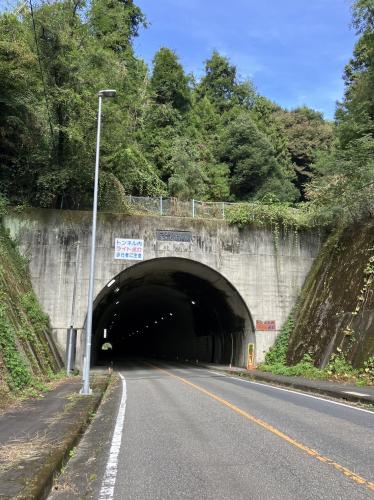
[124,196,231,220]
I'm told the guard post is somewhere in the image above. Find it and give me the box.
[66,326,77,375]
[247,343,255,370]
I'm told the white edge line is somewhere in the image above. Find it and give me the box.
[344,391,371,397]
[99,373,127,500]
[206,370,374,415]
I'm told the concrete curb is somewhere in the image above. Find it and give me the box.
[222,369,374,406]
[0,375,111,500]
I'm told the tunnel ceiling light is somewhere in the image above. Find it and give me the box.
[169,313,173,316]
[161,317,164,320]
[107,279,116,288]
[114,287,120,293]
[145,325,149,328]
[115,300,120,305]
[191,300,196,305]
[154,320,158,324]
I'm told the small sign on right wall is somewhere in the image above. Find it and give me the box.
[256,320,276,331]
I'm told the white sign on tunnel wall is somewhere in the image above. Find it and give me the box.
[114,238,144,261]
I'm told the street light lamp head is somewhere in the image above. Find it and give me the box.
[99,89,117,98]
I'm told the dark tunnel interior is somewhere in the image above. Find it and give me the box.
[91,258,254,367]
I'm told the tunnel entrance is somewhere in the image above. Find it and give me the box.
[91,258,254,367]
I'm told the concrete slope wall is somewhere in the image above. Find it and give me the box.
[4,209,321,365]
[0,224,62,405]
[287,220,374,368]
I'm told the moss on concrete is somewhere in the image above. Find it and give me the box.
[0,224,62,405]
[287,220,374,368]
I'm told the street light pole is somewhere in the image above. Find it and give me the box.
[81,89,116,395]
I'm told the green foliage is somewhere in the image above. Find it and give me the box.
[220,112,279,199]
[260,291,374,383]
[0,0,360,214]
[325,353,357,378]
[274,107,333,171]
[254,175,300,203]
[226,201,316,232]
[141,103,183,176]
[98,172,132,212]
[260,349,374,383]
[337,0,374,146]
[0,302,32,390]
[264,315,295,365]
[261,327,374,384]
[167,138,207,200]
[21,291,49,333]
[108,146,166,196]
[197,51,255,112]
[303,0,374,225]
[0,194,7,216]
[0,228,59,398]
[261,315,326,379]
[306,135,374,223]
[204,162,230,200]
[150,47,191,112]
[89,0,146,53]
[362,356,374,382]
[260,354,324,379]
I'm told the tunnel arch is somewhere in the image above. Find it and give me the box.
[90,257,255,367]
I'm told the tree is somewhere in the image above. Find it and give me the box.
[0,13,49,205]
[89,0,146,54]
[107,145,165,196]
[306,0,374,222]
[0,0,337,210]
[197,51,255,112]
[150,47,191,113]
[220,112,279,199]
[254,175,299,203]
[250,96,296,190]
[307,135,374,222]
[336,0,374,147]
[204,161,230,200]
[186,95,221,140]
[141,103,183,179]
[168,138,207,200]
[274,107,333,197]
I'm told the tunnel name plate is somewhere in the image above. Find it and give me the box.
[156,230,192,243]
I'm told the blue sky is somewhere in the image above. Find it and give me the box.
[134,0,357,119]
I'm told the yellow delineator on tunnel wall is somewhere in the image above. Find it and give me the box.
[247,343,255,370]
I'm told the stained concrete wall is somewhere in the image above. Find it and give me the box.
[3,209,321,365]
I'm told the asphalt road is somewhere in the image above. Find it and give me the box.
[101,361,374,500]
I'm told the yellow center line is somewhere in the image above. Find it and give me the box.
[148,362,374,492]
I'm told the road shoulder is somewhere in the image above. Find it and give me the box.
[0,373,110,500]
[49,374,122,499]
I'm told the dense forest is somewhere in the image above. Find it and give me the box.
[0,0,373,225]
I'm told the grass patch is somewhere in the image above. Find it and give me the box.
[0,436,52,472]
[259,353,374,385]
[225,202,321,231]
